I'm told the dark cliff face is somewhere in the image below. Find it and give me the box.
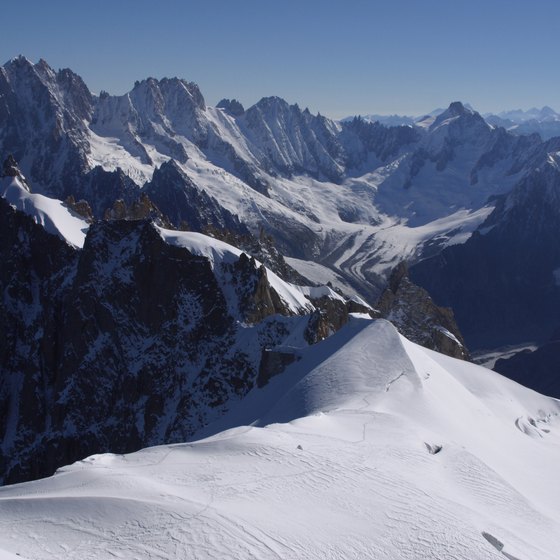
[339,117,421,171]
[493,339,560,399]
[410,162,560,350]
[0,197,76,484]
[0,213,312,485]
[143,160,250,233]
[48,221,238,471]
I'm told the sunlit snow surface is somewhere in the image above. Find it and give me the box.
[1,318,559,560]
[0,176,89,248]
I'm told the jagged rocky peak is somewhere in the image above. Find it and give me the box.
[144,160,249,234]
[217,98,245,116]
[54,67,93,120]
[244,95,295,128]
[242,95,344,181]
[252,95,291,113]
[130,75,206,112]
[92,75,207,150]
[430,100,487,131]
[447,101,471,116]
[104,192,170,226]
[3,56,93,121]
[2,154,20,178]
[4,54,34,72]
[1,155,30,190]
[377,262,468,360]
[0,57,94,199]
[248,96,336,130]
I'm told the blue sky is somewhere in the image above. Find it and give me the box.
[2,0,560,118]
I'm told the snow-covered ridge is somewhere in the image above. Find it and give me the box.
[1,318,559,559]
[158,227,314,315]
[0,175,89,248]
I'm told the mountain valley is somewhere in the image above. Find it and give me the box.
[1,54,560,559]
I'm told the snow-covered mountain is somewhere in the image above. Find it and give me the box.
[3,54,560,487]
[2,56,560,364]
[341,107,445,127]
[347,105,560,141]
[484,106,560,140]
[1,317,559,559]
[0,56,547,299]
[0,171,467,485]
[2,55,560,558]
[494,106,560,123]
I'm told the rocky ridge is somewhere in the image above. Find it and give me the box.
[377,263,468,360]
[1,174,402,485]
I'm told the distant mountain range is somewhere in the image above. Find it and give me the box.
[345,104,560,140]
[2,55,560,487]
[2,56,560,346]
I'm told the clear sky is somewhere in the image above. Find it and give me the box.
[2,0,560,119]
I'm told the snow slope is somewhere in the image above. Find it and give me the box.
[1,318,559,559]
[0,175,89,248]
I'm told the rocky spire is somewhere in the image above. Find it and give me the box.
[2,154,20,177]
[2,155,31,191]
[377,262,469,360]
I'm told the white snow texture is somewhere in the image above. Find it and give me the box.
[1,318,559,559]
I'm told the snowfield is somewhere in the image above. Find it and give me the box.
[1,318,559,559]
[0,175,89,248]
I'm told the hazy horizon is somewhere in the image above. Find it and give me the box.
[2,0,560,119]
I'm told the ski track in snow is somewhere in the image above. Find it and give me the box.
[1,319,560,559]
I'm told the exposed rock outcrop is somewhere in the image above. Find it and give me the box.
[304,288,378,345]
[143,160,249,233]
[2,154,30,190]
[65,195,94,222]
[378,263,468,360]
[228,252,292,323]
[103,192,171,226]
[0,210,318,485]
[217,98,245,116]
